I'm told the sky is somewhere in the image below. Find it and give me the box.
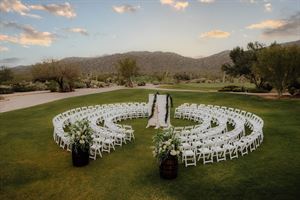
[0,0,299,67]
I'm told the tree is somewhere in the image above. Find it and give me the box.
[31,59,80,92]
[222,42,265,88]
[116,58,139,87]
[0,66,14,84]
[256,44,300,96]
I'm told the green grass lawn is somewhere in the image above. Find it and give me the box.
[0,89,299,200]
[159,82,255,91]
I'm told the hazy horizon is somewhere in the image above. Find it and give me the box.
[0,0,299,67]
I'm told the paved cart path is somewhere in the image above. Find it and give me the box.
[0,85,287,113]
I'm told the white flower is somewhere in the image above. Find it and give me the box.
[165,141,171,146]
[170,150,177,156]
[79,140,84,144]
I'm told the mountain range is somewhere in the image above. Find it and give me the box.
[12,40,300,78]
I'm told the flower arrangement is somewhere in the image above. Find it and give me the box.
[67,119,93,153]
[152,127,181,162]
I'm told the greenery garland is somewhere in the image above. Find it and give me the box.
[148,92,159,119]
[165,93,173,123]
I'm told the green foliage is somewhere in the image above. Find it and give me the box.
[31,59,81,92]
[287,78,300,96]
[218,85,246,92]
[67,119,93,152]
[12,81,47,92]
[46,80,59,92]
[222,42,265,89]
[137,81,146,86]
[74,81,87,89]
[256,44,300,96]
[116,58,139,87]
[0,66,14,84]
[173,72,191,83]
[0,85,14,94]
[152,127,181,162]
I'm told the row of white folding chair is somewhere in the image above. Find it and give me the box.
[52,102,147,153]
[175,103,264,166]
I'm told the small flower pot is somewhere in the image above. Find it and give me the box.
[72,146,89,167]
[159,155,178,179]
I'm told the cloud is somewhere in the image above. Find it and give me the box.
[112,4,140,14]
[174,1,189,10]
[160,0,174,5]
[0,0,41,18]
[0,22,55,46]
[198,0,215,3]
[0,46,9,52]
[160,0,189,11]
[199,30,231,39]
[262,12,300,37]
[65,28,88,36]
[0,57,22,64]
[246,20,285,29]
[30,2,76,18]
[264,3,272,12]
[240,0,257,3]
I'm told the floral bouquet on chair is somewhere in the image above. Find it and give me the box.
[152,127,181,179]
[67,119,93,167]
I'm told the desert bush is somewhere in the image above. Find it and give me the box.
[46,81,59,92]
[152,81,160,85]
[12,81,46,92]
[247,88,270,93]
[288,79,300,96]
[260,82,273,92]
[173,72,191,82]
[137,81,146,86]
[33,82,48,90]
[218,85,245,92]
[74,81,87,89]
[0,85,14,94]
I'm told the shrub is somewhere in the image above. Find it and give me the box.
[46,81,58,92]
[74,81,87,89]
[288,79,300,96]
[247,88,270,93]
[137,81,146,86]
[0,85,14,94]
[260,82,273,92]
[152,81,160,85]
[33,82,47,90]
[12,81,38,92]
[218,85,245,92]
[232,87,245,92]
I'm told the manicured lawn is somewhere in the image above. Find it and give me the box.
[0,89,299,200]
[159,82,255,91]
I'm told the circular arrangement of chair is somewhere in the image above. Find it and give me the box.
[52,102,264,167]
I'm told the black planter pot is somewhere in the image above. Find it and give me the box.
[159,155,178,179]
[72,146,89,167]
